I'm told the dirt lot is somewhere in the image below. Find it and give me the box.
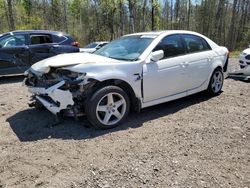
[0,59,249,188]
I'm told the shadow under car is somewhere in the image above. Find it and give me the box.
[7,91,216,142]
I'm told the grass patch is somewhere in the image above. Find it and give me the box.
[230,51,241,58]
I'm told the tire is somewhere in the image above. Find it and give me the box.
[207,68,224,95]
[85,86,130,129]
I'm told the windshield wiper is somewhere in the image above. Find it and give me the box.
[109,56,137,61]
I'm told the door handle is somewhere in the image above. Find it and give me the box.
[20,47,28,52]
[181,62,189,67]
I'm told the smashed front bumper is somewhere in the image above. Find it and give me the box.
[27,80,74,115]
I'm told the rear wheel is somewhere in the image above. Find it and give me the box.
[207,68,224,95]
[85,86,130,129]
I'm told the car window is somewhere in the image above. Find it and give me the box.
[0,34,26,47]
[182,34,211,53]
[154,35,185,58]
[95,35,154,61]
[30,34,52,45]
[98,43,108,48]
[86,43,98,48]
[53,35,67,43]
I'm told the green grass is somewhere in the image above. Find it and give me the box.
[230,51,241,58]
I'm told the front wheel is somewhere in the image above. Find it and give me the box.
[85,86,130,129]
[207,68,224,95]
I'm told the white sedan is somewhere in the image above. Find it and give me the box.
[24,31,229,129]
[239,46,250,69]
[228,46,250,80]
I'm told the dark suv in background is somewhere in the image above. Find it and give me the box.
[0,30,79,76]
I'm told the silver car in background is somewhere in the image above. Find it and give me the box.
[80,41,109,53]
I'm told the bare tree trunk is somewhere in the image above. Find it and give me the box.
[3,2,10,30]
[175,0,180,29]
[42,0,47,29]
[214,0,225,44]
[151,0,155,30]
[128,0,135,33]
[187,0,191,30]
[109,7,116,40]
[142,0,147,31]
[223,1,229,45]
[228,0,238,50]
[62,0,68,32]
[162,0,167,29]
[6,0,15,30]
[236,0,247,47]
[119,0,124,36]
[170,0,173,29]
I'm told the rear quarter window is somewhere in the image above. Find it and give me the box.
[182,34,211,53]
[53,35,68,44]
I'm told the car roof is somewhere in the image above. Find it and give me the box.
[96,41,109,44]
[125,30,205,37]
[90,41,109,44]
[3,30,67,36]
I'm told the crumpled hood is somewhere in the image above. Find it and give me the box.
[31,52,119,73]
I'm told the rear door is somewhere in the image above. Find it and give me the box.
[0,33,29,75]
[181,34,215,90]
[28,34,56,64]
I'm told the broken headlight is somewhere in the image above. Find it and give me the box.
[56,69,86,81]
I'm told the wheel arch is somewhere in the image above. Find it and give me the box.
[89,78,141,112]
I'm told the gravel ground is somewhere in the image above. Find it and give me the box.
[0,59,249,188]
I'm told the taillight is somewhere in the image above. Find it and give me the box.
[71,41,79,47]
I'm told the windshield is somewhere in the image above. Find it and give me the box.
[85,42,98,48]
[94,35,155,61]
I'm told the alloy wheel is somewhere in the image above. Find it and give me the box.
[211,71,223,93]
[96,92,127,126]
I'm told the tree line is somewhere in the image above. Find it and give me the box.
[0,0,249,51]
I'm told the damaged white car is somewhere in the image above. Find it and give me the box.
[24,31,229,129]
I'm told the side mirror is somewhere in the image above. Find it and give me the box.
[151,50,164,62]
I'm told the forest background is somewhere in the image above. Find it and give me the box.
[0,0,249,51]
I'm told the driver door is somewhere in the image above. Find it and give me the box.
[143,34,188,102]
[0,34,29,75]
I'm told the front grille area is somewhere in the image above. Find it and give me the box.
[239,60,244,64]
[245,55,250,60]
[25,71,60,88]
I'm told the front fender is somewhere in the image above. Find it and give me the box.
[87,70,142,98]
[65,62,143,98]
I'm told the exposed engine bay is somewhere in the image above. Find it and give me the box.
[24,68,96,118]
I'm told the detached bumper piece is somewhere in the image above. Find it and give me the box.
[228,66,250,81]
[28,81,74,115]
